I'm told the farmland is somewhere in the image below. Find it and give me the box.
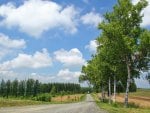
[93,89,150,113]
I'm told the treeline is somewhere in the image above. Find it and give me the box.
[0,79,81,98]
[79,0,150,107]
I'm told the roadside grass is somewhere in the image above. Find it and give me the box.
[92,89,150,113]
[0,98,45,107]
[0,94,86,107]
[51,94,86,103]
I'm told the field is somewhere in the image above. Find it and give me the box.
[0,94,85,107]
[51,94,85,103]
[93,89,150,113]
[116,89,150,108]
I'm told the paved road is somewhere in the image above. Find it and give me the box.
[0,94,107,113]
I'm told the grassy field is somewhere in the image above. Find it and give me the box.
[115,89,150,108]
[129,89,150,98]
[0,94,85,107]
[92,89,150,113]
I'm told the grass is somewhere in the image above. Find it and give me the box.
[92,89,150,113]
[0,94,86,107]
[0,98,45,107]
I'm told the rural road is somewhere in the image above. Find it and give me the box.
[0,94,107,113]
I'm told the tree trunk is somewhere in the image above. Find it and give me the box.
[113,75,116,103]
[109,77,111,104]
[124,61,131,107]
[101,85,105,102]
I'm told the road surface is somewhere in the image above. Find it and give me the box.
[0,94,107,113]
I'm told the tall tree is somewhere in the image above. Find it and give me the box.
[12,79,19,97]
[33,80,40,97]
[0,79,6,97]
[6,80,11,98]
[98,0,148,107]
[26,79,35,96]
[18,80,26,96]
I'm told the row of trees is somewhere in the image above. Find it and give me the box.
[80,0,150,107]
[0,79,81,98]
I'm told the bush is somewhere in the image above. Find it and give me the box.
[36,93,51,102]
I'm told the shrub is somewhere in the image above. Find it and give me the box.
[36,93,51,102]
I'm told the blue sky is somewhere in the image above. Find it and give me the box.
[0,0,149,88]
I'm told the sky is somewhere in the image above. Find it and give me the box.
[0,0,149,88]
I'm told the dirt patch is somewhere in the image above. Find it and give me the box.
[51,94,83,102]
[116,95,150,108]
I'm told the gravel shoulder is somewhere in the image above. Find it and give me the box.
[0,94,107,113]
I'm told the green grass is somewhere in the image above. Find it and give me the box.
[92,93,150,113]
[0,98,46,107]
[80,94,86,101]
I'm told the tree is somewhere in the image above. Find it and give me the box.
[18,80,26,97]
[50,85,56,96]
[12,79,19,97]
[0,79,6,97]
[33,80,40,97]
[80,53,113,102]
[26,79,35,96]
[98,0,148,107]
[6,80,11,98]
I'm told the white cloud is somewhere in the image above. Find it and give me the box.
[0,48,52,70]
[0,70,19,80]
[0,0,79,37]
[30,73,55,83]
[57,68,81,80]
[0,33,26,49]
[0,48,11,59]
[85,40,98,53]
[0,70,80,83]
[81,11,103,27]
[132,0,150,27]
[0,33,26,60]
[54,48,85,66]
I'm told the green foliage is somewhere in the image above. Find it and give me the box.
[50,85,56,96]
[36,93,51,102]
[0,79,82,98]
[80,87,92,93]
[129,82,137,92]
[80,0,149,107]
